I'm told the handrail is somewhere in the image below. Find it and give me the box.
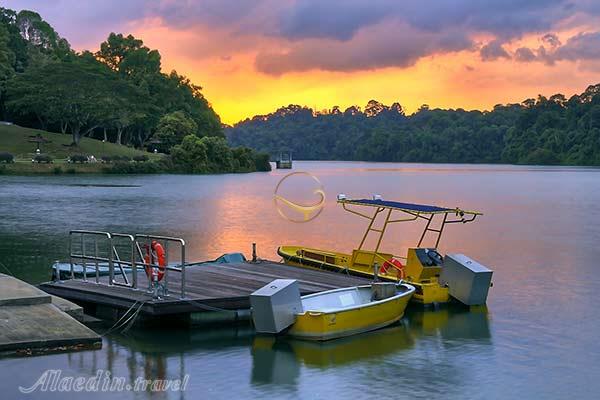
[67,231,188,299]
[135,234,187,299]
[109,233,134,288]
[69,230,113,284]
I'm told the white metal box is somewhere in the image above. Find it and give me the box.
[250,279,303,333]
[440,254,493,306]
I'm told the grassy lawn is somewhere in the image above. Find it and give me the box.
[0,123,161,174]
[0,123,152,160]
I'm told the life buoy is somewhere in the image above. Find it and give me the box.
[380,258,405,279]
[144,240,166,282]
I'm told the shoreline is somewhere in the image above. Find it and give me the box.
[0,162,271,175]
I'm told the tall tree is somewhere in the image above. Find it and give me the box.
[0,22,15,118]
[155,111,198,152]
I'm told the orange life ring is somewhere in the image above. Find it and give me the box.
[144,240,166,282]
[380,258,405,279]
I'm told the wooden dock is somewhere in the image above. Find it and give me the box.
[39,261,371,326]
[0,273,101,357]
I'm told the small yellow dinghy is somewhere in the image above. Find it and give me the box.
[289,283,415,341]
[250,279,414,341]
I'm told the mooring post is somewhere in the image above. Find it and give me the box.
[131,239,137,290]
[252,243,257,262]
[373,262,379,282]
[108,235,114,286]
[180,241,186,299]
[94,239,99,284]
[69,234,74,280]
[81,234,87,282]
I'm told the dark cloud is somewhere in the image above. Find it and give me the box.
[152,0,284,35]
[278,0,390,41]
[155,0,258,28]
[510,31,600,65]
[4,0,600,74]
[542,33,562,47]
[277,0,574,41]
[256,23,473,74]
[2,0,149,45]
[554,31,600,61]
[515,47,538,62]
[480,40,510,61]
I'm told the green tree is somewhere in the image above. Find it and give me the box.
[6,60,126,145]
[0,22,15,117]
[170,134,208,173]
[0,7,28,72]
[96,33,160,79]
[231,146,255,172]
[202,136,233,172]
[155,111,198,152]
[96,33,223,139]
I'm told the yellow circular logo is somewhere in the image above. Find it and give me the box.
[273,172,326,223]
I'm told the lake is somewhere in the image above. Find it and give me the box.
[1,161,599,399]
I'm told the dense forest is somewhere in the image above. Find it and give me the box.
[0,7,270,173]
[227,86,600,166]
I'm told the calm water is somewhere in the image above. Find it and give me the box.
[1,162,599,399]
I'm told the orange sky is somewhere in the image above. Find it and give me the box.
[126,17,600,125]
[6,0,600,125]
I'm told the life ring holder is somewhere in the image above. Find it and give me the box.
[144,240,166,282]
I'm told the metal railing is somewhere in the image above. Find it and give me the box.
[69,230,113,284]
[67,230,187,299]
[134,234,186,298]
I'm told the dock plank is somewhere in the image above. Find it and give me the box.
[0,274,101,357]
[39,261,371,317]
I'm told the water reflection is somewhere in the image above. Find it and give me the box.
[251,338,300,386]
[2,163,600,398]
[249,305,491,390]
[407,305,491,340]
[48,307,492,397]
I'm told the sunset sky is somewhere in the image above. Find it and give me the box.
[5,0,600,124]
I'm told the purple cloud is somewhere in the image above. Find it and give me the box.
[256,22,473,74]
[3,0,600,74]
[542,33,562,47]
[2,0,149,46]
[480,40,510,61]
[515,47,538,62]
[554,31,600,61]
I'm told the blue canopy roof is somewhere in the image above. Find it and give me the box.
[341,198,454,213]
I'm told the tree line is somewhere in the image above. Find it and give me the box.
[227,88,600,166]
[0,7,270,173]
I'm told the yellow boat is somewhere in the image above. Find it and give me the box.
[278,196,483,305]
[288,283,414,341]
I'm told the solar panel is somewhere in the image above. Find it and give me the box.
[342,198,453,213]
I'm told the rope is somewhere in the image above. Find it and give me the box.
[119,300,146,334]
[99,300,146,336]
[0,260,15,277]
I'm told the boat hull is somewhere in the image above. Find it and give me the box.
[278,245,449,305]
[288,285,414,341]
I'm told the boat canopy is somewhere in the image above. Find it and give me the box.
[338,198,481,216]
[337,196,482,250]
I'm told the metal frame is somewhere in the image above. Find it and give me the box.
[67,231,187,299]
[339,199,481,266]
[69,230,113,284]
[134,234,186,299]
